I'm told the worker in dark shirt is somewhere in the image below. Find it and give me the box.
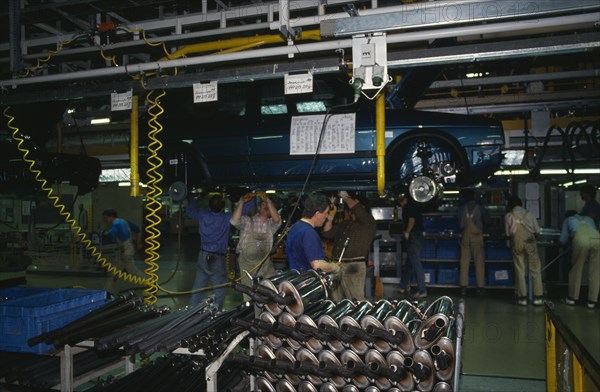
[322,191,376,300]
[398,194,427,298]
[580,184,600,229]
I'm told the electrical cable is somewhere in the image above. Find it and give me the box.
[3,106,151,288]
[142,89,166,304]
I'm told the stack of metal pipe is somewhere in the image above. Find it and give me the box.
[96,299,254,360]
[231,271,460,392]
[85,354,249,392]
[27,292,165,350]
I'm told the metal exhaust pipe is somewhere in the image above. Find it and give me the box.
[275,347,301,386]
[364,349,394,391]
[255,376,277,392]
[258,311,284,349]
[319,381,339,392]
[383,318,416,356]
[316,299,356,328]
[278,270,328,317]
[431,336,455,381]
[295,348,322,386]
[339,350,369,389]
[318,350,346,389]
[296,314,325,353]
[386,350,415,391]
[432,381,453,392]
[341,385,359,392]
[255,344,278,382]
[415,314,449,350]
[423,296,454,319]
[354,299,394,353]
[276,378,297,392]
[298,380,319,392]
[259,270,301,316]
[405,350,436,391]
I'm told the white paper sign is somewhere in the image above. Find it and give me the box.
[193,81,218,103]
[290,113,356,155]
[111,90,133,111]
[495,270,509,281]
[284,73,313,95]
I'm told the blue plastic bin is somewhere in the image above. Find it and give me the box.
[487,265,514,286]
[438,215,459,231]
[0,287,56,302]
[437,239,461,259]
[411,262,436,284]
[437,263,460,285]
[423,216,438,234]
[420,240,436,259]
[0,288,107,354]
[485,240,513,260]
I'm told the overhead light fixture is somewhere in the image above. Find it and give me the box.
[574,179,588,185]
[266,190,276,194]
[91,117,110,125]
[495,170,529,176]
[540,169,600,175]
[443,190,460,194]
[67,108,75,114]
[118,182,130,187]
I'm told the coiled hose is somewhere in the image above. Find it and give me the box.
[3,106,150,288]
[142,90,166,304]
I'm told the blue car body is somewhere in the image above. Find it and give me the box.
[162,81,504,197]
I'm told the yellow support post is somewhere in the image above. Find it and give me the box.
[572,352,584,392]
[130,95,140,197]
[375,91,386,196]
[546,313,557,392]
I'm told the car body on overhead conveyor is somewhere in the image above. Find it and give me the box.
[161,78,504,204]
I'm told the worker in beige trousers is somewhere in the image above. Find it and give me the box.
[504,197,543,306]
[458,189,489,296]
[560,210,600,309]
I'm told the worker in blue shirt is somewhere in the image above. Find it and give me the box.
[285,193,340,274]
[102,209,145,293]
[186,193,254,309]
[559,210,600,309]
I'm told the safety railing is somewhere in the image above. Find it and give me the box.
[545,303,600,392]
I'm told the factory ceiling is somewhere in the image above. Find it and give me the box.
[0,0,598,177]
[0,0,597,106]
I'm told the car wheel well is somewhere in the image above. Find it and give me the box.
[385,129,469,185]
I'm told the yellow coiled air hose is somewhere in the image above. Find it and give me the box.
[3,107,150,288]
[142,90,166,304]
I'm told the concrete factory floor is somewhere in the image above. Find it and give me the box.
[2,234,599,392]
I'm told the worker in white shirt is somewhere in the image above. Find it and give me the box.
[504,196,543,306]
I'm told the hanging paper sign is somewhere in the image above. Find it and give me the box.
[193,81,218,103]
[290,113,355,155]
[111,90,133,111]
[284,72,313,95]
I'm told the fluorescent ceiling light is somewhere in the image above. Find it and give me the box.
[540,169,600,175]
[495,170,529,176]
[266,190,276,194]
[91,117,110,125]
[574,179,587,185]
[443,190,460,194]
[118,182,130,187]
